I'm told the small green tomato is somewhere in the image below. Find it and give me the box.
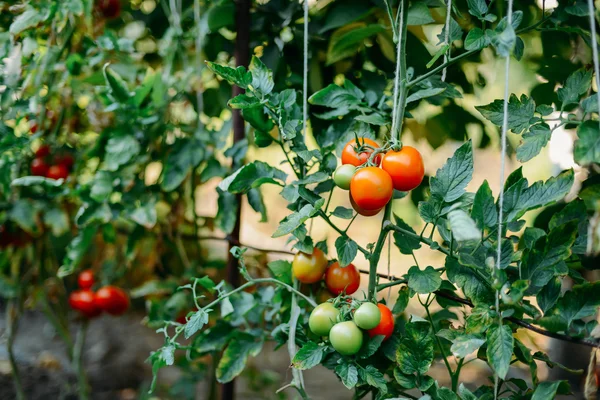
[329,321,363,356]
[333,164,356,190]
[309,303,340,336]
[353,302,381,330]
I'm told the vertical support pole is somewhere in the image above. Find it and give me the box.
[222,0,250,399]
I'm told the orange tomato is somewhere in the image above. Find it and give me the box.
[349,194,383,216]
[368,304,395,341]
[292,248,328,284]
[341,138,381,166]
[381,146,425,192]
[349,167,393,211]
[325,262,360,295]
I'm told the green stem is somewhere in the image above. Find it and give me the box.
[74,320,90,400]
[367,208,393,300]
[452,358,464,392]
[7,298,25,400]
[407,50,478,88]
[318,210,370,256]
[422,296,453,384]
[387,222,450,256]
[376,278,406,291]
[287,279,305,391]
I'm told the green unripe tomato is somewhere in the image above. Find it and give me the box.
[353,302,381,330]
[329,321,363,356]
[333,164,356,190]
[309,303,340,336]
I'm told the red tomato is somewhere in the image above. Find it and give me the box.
[381,146,425,191]
[349,194,383,216]
[368,304,395,341]
[349,167,393,211]
[35,145,51,158]
[325,262,360,295]
[78,270,94,290]
[29,122,38,134]
[31,158,49,176]
[95,286,129,316]
[97,0,121,19]
[341,138,381,167]
[55,153,75,170]
[69,290,101,318]
[46,164,69,180]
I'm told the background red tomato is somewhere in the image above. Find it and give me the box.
[46,164,69,180]
[95,286,129,315]
[35,145,51,158]
[31,158,49,176]
[368,304,394,341]
[381,146,424,191]
[78,270,95,290]
[69,290,101,318]
[341,138,381,166]
[325,262,360,295]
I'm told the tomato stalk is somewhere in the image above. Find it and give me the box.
[73,319,90,400]
[6,297,25,400]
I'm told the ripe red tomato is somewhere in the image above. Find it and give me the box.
[69,290,101,318]
[78,270,94,290]
[29,121,38,134]
[341,138,381,167]
[350,167,393,211]
[325,262,360,295]
[368,304,395,341]
[55,153,75,170]
[95,286,129,315]
[97,0,121,19]
[35,145,51,158]
[31,158,49,176]
[349,194,383,216]
[292,248,328,284]
[381,146,425,191]
[46,164,69,180]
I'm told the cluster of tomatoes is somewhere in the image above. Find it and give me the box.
[309,300,395,356]
[69,270,130,319]
[31,145,74,181]
[293,248,361,296]
[333,138,425,216]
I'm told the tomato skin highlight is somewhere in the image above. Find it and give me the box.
[350,167,393,211]
[292,248,328,284]
[333,164,356,190]
[95,286,129,316]
[325,262,360,295]
[341,138,381,167]
[354,302,381,330]
[368,304,395,341]
[381,146,425,191]
[31,158,49,176]
[309,303,340,336]
[77,270,94,290]
[46,164,69,180]
[69,290,101,318]
[349,194,383,216]
[329,321,363,356]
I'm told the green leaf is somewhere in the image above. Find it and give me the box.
[10,8,44,36]
[458,384,478,400]
[430,140,473,203]
[488,23,516,57]
[160,344,175,366]
[59,225,98,277]
[582,95,599,114]
[537,277,561,315]
[43,207,70,236]
[471,180,497,231]
[359,365,387,394]
[437,18,463,43]
[228,94,261,109]
[335,363,359,389]
[396,321,434,375]
[249,56,274,96]
[128,201,157,229]
[326,24,386,65]
[11,176,63,188]
[407,2,434,25]
[446,257,494,306]
[407,266,441,294]
[392,215,421,254]
[531,381,561,400]
[247,188,267,222]
[219,161,287,194]
[449,334,485,358]
[465,28,489,50]
[335,236,358,267]
[267,260,292,285]
[447,209,481,241]
[90,171,113,202]
[216,333,263,383]
[558,68,592,106]
[392,286,410,314]
[9,200,37,233]
[475,94,535,134]
[206,62,252,89]
[272,202,323,238]
[133,69,156,107]
[574,120,600,165]
[467,0,489,19]
[331,206,354,219]
[354,113,388,125]
[292,342,327,370]
[309,80,364,110]
[185,309,210,339]
[406,88,446,104]
[486,324,513,379]
[517,123,552,162]
[546,282,600,329]
[103,64,131,102]
[215,189,238,234]
[104,135,140,171]
[206,2,235,31]
[162,138,205,191]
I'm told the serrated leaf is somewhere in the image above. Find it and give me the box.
[407,2,435,25]
[446,257,494,306]
[392,215,421,254]
[267,260,292,285]
[574,120,600,165]
[160,344,175,366]
[104,135,140,171]
[430,140,473,202]
[471,180,497,231]
[59,225,98,277]
[215,189,238,234]
[359,365,387,393]
[335,236,358,267]
[326,24,386,65]
[465,28,489,50]
[475,94,535,134]
[517,123,552,162]
[216,333,263,383]
[331,206,354,219]
[206,62,252,89]
[10,9,44,36]
[103,64,131,102]
[448,209,481,241]
[558,68,592,106]
[219,161,287,194]
[273,203,321,238]
[228,93,261,109]
[531,381,562,400]
[249,56,274,96]
[292,342,327,370]
[406,88,446,104]
[185,309,210,339]
[335,363,359,389]
[392,286,410,314]
[396,321,434,375]
[449,334,485,358]
[486,324,513,379]
[407,266,441,294]
[467,0,489,19]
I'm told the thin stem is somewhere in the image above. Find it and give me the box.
[386,222,450,256]
[422,295,454,380]
[407,50,478,88]
[287,279,305,392]
[6,299,25,400]
[344,213,359,232]
[318,210,370,256]
[74,320,90,400]
[368,207,393,300]
[453,358,464,392]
